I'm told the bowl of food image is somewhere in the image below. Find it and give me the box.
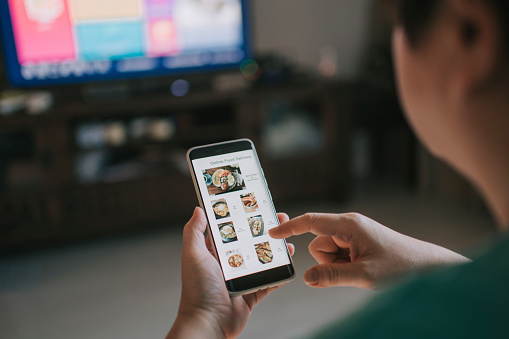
[228,253,244,268]
[219,223,237,243]
[212,169,236,191]
[212,200,230,219]
[241,193,258,210]
[249,217,264,237]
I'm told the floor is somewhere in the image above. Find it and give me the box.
[0,183,496,339]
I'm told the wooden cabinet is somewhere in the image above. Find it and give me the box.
[0,83,351,252]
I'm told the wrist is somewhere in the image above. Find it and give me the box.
[167,309,225,339]
[414,240,471,268]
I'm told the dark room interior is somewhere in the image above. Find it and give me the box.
[0,1,498,338]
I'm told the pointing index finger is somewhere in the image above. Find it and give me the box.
[269,213,349,239]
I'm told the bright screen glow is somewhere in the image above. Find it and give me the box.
[192,150,291,281]
[0,0,249,87]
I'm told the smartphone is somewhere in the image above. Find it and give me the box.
[187,139,295,296]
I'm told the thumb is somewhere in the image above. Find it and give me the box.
[182,207,208,252]
[303,263,368,289]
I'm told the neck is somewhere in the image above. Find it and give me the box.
[475,154,509,229]
[458,87,509,229]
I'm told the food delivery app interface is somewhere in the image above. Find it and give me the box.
[192,150,291,281]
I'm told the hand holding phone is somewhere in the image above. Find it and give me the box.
[186,139,295,295]
[167,207,295,339]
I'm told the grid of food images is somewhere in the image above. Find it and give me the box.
[202,163,280,276]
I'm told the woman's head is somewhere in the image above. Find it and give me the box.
[389,0,509,226]
[394,0,509,51]
[390,0,508,163]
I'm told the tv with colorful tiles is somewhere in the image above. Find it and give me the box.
[0,0,251,87]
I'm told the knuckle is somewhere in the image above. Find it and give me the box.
[342,212,369,234]
[344,212,364,224]
[303,212,319,224]
[308,235,319,246]
[308,239,317,252]
[321,266,339,286]
[182,221,192,234]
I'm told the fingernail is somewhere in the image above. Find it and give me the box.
[304,269,318,285]
[193,206,200,215]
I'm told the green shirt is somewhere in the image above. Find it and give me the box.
[313,234,509,338]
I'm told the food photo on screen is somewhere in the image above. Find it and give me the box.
[202,164,245,196]
[254,241,273,264]
[218,221,237,243]
[248,215,264,237]
[240,192,258,213]
[226,249,246,272]
[211,198,230,219]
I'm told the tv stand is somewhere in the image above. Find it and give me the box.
[81,81,131,103]
[0,81,354,253]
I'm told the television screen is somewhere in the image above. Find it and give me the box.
[0,0,250,87]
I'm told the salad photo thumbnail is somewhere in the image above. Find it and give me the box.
[254,241,273,264]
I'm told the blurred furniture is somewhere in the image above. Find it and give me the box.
[0,83,352,252]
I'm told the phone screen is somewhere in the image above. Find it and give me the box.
[189,142,292,285]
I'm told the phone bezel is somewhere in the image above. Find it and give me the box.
[186,139,295,295]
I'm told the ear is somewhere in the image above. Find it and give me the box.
[449,0,501,102]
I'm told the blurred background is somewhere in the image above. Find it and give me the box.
[0,1,495,338]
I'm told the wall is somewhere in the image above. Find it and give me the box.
[251,0,374,80]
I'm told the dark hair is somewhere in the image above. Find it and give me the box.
[393,0,509,53]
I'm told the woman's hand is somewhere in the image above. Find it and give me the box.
[167,207,295,339]
[269,212,469,290]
